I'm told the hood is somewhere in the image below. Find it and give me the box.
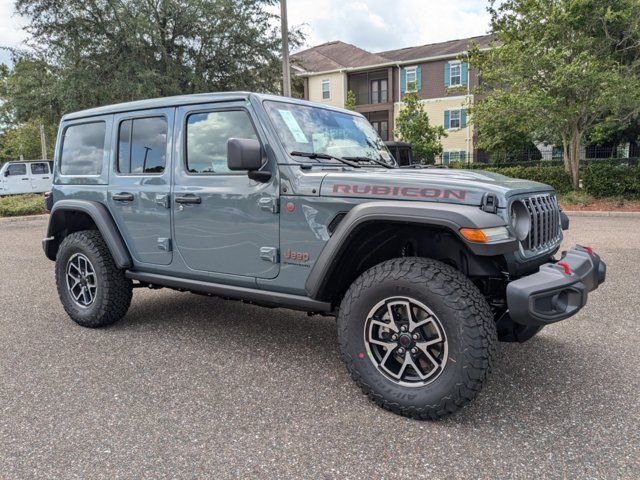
[319,168,554,207]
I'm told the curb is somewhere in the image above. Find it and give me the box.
[0,213,49,223]
[564,210,640,217]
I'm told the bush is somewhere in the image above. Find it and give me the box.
[559,190,595,206]
[582,163,640,198]
[466,165,573,194]
[0,194,46,217]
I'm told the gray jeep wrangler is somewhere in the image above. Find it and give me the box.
[43,92,606,419]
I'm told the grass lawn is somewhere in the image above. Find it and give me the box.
[558,191,640,211]
[0,194,47,217]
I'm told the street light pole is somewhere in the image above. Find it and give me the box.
[280,0,291,97]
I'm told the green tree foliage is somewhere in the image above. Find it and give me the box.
[344,90,357,111]
[2,0,302,125]
[395,92,446,164]
[470,0,640,188]
[0,120,56,161]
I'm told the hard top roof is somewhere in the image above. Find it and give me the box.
[61,92,359,121]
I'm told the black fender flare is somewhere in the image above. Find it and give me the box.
[42,199,132,269]
[305,201,517,300]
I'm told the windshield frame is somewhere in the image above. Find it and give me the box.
[262,99,397,168]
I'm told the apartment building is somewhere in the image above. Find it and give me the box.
[291,35,492,163]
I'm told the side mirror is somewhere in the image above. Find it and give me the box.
[227,138,271,182]
[227,138,263,171]
[3,170,10,177]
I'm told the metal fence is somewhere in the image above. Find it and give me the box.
[435,144,640,167]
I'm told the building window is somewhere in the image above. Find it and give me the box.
[322,80,331,100]
[405,67,417,92]
[449,110,461,129]
[60,122,106,176]
[370,79,388,104]
[371,120,389,141]
[449,62,462,86]
[117,117,168,174]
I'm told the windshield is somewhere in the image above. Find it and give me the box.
[264,101,396,167]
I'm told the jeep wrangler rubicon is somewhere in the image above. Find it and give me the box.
[43,93,606,419]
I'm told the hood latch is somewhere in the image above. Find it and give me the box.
[481,193,498,213]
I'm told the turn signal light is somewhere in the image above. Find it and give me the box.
[460,226,511,243]
[460,228,488,243]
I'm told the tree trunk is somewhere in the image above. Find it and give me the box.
[567,128,582,190]
[561,134,570,174]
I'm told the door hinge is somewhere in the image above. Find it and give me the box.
[258,196,279,214]
[155,194,170,209]
[157,238,172,252]
[260,246,279,263]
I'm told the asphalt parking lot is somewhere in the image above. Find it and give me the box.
[0,215,638,479]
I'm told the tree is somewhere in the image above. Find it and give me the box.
[395,92,446,164]
[2,0,303,124]
[344,90,357,111]
[0,119,56,161]
[470,0,640,188]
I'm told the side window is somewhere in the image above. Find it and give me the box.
[30,162,49,175]
[186,110,258,174]
[118,117,168,174]
[449,62,462,86]
[60,122,106,175]
[321,80,331,100]
[7,163,27,176]
[399,148,410,166]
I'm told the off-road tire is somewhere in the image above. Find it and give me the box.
[55,230,132,328]
[337,257,497,420]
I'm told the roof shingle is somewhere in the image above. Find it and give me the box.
[378,34,493,62]
[291,41,390,73]
[291,35,494,73]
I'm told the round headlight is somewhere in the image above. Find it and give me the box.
[510,200,531,241]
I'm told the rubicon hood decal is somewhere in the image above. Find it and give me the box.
[332,184,467,201]
[319,168,555,206]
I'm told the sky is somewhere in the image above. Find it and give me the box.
[0,0,493,66]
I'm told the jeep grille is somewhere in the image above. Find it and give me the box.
[521,194,561,252]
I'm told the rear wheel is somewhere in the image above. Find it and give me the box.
[337,257,497,419]
[55,230,132,328]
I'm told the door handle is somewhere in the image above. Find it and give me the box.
[175,194,202,205]
[22,178,29,181]
[113,192,134,202]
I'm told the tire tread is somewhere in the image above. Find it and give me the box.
[337,257,497,420]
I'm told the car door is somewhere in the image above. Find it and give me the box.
[3,163,31,194]
[107,109,174,266]
[28,162,52,192]
[172,102,279,279]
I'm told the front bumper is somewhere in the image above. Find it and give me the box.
[506,245,606,326]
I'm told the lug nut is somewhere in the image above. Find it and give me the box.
[411,347,418,354]
[400,326,407,332]
[391,334,398,341]
[412,333,419,340]
[397,348,405,355]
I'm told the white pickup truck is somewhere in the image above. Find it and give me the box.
[0,161,53,195]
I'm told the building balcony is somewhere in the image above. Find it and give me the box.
[353,91,390,106]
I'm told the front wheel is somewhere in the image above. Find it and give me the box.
[337,257,497,419]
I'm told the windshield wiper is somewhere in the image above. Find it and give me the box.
[289,151,361,168]
[342,156,395,169]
